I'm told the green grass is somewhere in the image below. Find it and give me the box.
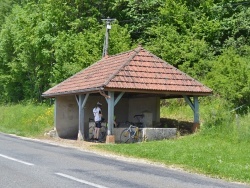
[0,103,54,137]
[95,100,250,184]
[96,133,250,183]
[96,127,250,184]
[160,102,193,122]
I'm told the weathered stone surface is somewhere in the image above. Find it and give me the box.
[113,128,176,142]
[142,128,177,141]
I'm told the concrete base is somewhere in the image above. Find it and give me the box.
[143,128,176,141]
[87,127,177,143]
[106,135,115,144]
[77,131,84,141]
[113,128,177,142]
[192,123,200,133]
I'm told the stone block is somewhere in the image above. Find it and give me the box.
[143,128,177,141]
[106,135,115,144]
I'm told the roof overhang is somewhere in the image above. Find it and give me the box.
[42,86,212,99]
[42,87,102,98]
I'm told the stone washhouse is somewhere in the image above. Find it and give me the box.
[42,46,212,143]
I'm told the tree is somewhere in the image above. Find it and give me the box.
[111,0,164,41]
[0,0,249,107]
[205,47,250,107]
[0,1,132,102]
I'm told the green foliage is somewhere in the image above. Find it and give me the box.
[107,23,132,54]
[52,30,100,84]
[146,24,214,79]
[0,103,54,137]
[0,1,132,102]
[0,0,21,27]
[160,98,193,121]
[205,47,250,107]
[0,0,249,108]
[112,0,164,40]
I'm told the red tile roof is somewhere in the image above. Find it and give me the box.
[42,46,212,97]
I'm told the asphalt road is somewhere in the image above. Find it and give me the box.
[0,133,249,188]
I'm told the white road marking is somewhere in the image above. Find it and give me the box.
[55,172,109,188]
[0,154,34,166]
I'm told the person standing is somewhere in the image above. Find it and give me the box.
[93,102,102,142]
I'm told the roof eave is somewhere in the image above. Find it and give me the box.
[103,87,213,96]
[42,87,102,98]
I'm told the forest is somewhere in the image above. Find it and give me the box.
[0,0,249,111]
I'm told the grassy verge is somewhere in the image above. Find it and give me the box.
[0,103,54,137]
[95,100,250,184]
[96,131,250,183]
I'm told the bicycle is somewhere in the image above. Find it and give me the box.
[120,114,144,143]
[89,118,107,142]
[120,124,143,143]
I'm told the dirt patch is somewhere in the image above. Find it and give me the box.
[37,136,103,152]
[160,118,194,135]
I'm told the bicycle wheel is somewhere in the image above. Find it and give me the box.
[100,125,107,141]
[120,129,131,143]
[89,126,95,140]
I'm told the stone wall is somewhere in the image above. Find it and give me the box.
[56,96,78,139]
[142,128,177,141]
[55,95,162,139]
[128,97,160,126]
[112,127,177,142]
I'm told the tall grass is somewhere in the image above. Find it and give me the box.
[160,99,193,121]
[201,99,250,143]
[0,103,54,137]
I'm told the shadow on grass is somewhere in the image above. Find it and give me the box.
[159,118,194,135]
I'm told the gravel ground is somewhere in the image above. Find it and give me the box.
[38,136,103,152]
